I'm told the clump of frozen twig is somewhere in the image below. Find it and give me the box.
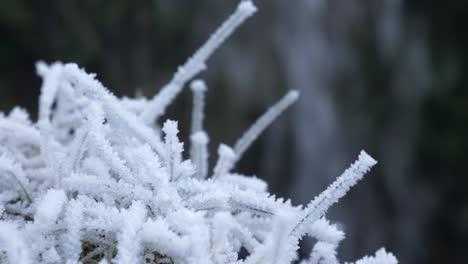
[0,1,396,263]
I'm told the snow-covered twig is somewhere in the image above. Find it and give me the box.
[233,90,299,166]
[140,1,257,124]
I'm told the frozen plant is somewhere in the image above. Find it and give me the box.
[0,1,397,264]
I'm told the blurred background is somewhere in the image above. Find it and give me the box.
[0,0,467,262]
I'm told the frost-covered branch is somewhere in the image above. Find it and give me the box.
[233,90,299,166]
[190,80,209,179]
[292,151,377,237]
[191,131,209,179]
[212,144,236,179]
[190,80,207,135]
[140,1,257,124]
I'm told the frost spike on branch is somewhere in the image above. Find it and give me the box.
[347,248,398,264]
[36,62,67,189]
[68,126,90,173]
[233,90,299,166]
[191,131,209,179]
[291,150,377,237]
[212,144,236,179]
[190,80,207,135]
[190,80,209,179]
[162,120,184,181]
[307,218,345,246]
[36,61,63,124]
[140,1,257,124]
[85,103,137,185]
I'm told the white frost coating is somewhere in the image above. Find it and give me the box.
[349,248,398,264]
[191,131,209,145]
[140,1,257,124]
[233,90,299,165]
[61,199,84,262]
[305,241,339,264]
[0,2,396,263]
[190,79,207,134]
[212,144,236,179]
[190,80,209,179]
[140,218,190,261]
[43,248,61,263]
[190,131,209,179]
[35,189,67,224]
[63,63,166,158]
[162,120,187,181]
[238,0,257,14]
[190,79,207,92]
[219,173,268,192]
[245,207,298,264]
[36,61,63,123]
[115,201,146,264]
[0,222,32,264]
[210,212,238,263]
[86,103,137,184]
[307,218,345,246]
[0,153,32,203]
[0,119,41,146]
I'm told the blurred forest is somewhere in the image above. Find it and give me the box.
[1,0,467,263]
